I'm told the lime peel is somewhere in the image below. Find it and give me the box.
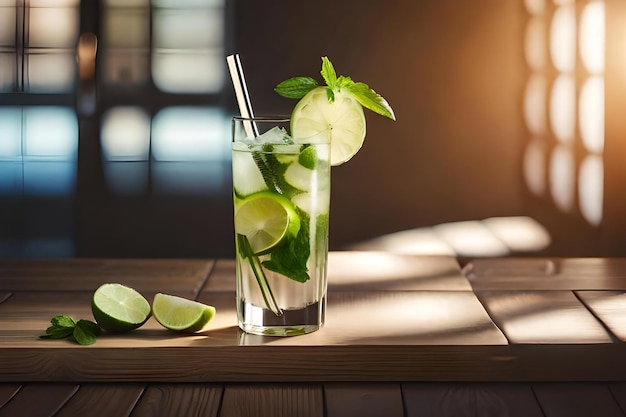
[91,283,151,333]
[152,293,216,333]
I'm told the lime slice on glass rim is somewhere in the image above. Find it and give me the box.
[291,86,366,166]
[234,191,301,255]
[152,293,216,333]
[91,283,151,332]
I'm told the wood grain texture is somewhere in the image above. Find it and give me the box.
[532,383,625,417]
[0,383,78,417]
[0,258,214,297]
[4,344,626,383]
[401,383,544,417]
[0,384,20,409]
[324,383,404,417]
[219,384,323,417]
[576,290,626,341]
[476,290,612,343]
[465,257,626,290]
[132,384,222,417]
[55,384,144,417]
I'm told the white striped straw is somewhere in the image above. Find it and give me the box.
[226,54,259,138]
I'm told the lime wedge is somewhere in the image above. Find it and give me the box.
[291,86,366,166]
[234,191,301,255]
[91,283,151,332]
[152,293,216,332]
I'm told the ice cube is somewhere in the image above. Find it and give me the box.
[254,126,294,145]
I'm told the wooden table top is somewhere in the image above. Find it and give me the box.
[2,253,626,416]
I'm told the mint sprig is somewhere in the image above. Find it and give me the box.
[40,314,101,345]
[274,56,396,121]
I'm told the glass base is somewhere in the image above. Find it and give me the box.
[238,299,325,336]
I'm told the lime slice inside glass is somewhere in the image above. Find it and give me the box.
[234,191,301,255]
[152,293,216,333]
[91,283,151,332]
[291,86,366,166]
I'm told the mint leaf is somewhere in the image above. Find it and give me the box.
[346,82,396,120]
[51,314,76,328]
[274,77,318,99]
[41,325,74,340]
[320,56,337,88]
[262,208,311,283]
[74,320,100,345]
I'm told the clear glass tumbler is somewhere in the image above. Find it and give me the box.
[232,116,330,336]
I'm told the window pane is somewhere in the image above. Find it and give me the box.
[101,107,151,161]
[27,52,76,92]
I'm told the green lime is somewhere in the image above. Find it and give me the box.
[152,293,216,332]
[91,283,151,332]
[291,86,366,166]
[234,191,301,255]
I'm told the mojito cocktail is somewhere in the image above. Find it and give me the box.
[230,56,395,336]
[233,117,330,335]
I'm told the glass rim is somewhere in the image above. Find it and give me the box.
[232,115,290,123]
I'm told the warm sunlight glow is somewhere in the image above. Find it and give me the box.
[524,0,545,14]
[433,221,510,257]
[525,16,546,70]
[549,144,575,211]
[579,155,604,226]
[524,74,546,135]
[580,1,605,75]
[523,137,546,196]
[549,74,575,143]
[549,4,576,73]
[579,76,604,154]
[483,216,551,252]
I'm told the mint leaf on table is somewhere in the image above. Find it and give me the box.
[74,319,100,346]
[40,314,101,345]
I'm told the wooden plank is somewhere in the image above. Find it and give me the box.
[324,383,403,417]
[402,383,544,417]
[3,343,626,383]
[202,259,235,292]
[577,290,626,341]
[0,259,214,297]
[132,384,222,417]
[608,382,626,414]
[0,384,20,409]
[532,383,624,417]
[464,258,626,290]
[476,290,612,343]
[55,384,144,417]
[0,383,78,417]
[0,293,10,305]
[219,384,323,417]
[235,291,506,346]
[0,292,94,332]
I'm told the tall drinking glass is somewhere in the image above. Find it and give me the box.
[232,116,330,336]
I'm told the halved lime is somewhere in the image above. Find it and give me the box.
[152,293,216,333]
[91,283,151,332]
[291,86,366,166]
[234,191,301,255]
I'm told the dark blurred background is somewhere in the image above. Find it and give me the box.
[1,0,625,260]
